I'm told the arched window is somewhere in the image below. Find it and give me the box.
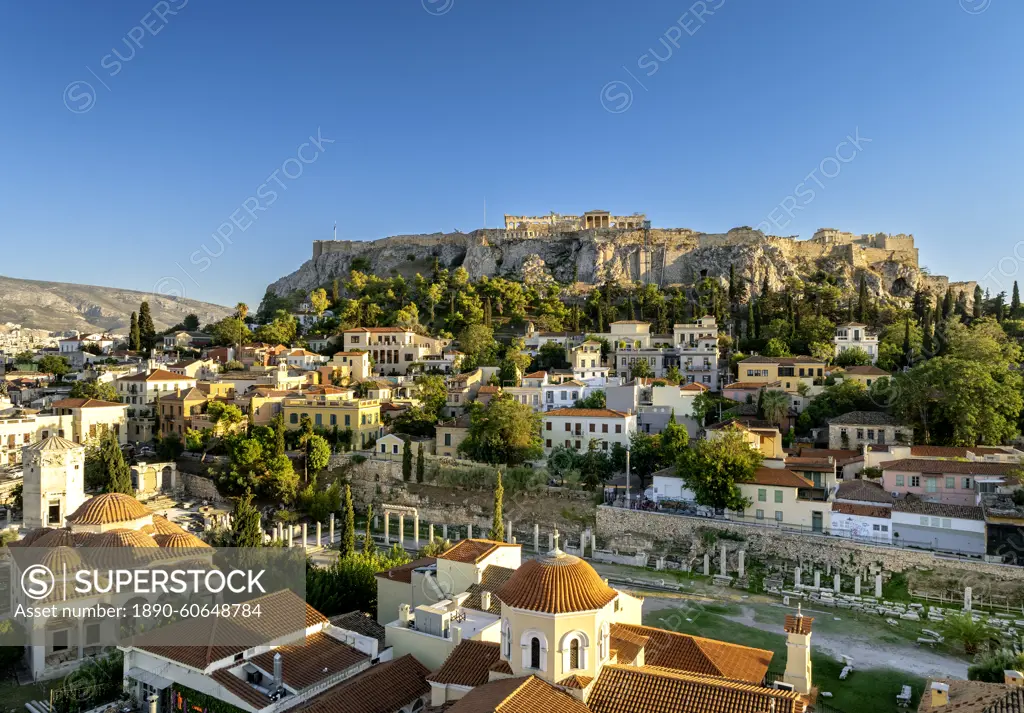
[569,639,580,669]
[559,631,589,672]
[520,630,547,671]
[530,637,541,669]
[501,619,511,658]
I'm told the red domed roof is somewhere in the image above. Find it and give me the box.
[496,549,617,614]
[31,529,75,548]
[67,494,150,526]
[90,528,159,548]
[154,532,210,549]
[151,515,188,536]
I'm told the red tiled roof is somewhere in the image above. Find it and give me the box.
[438,539,519,565]
[544,408,631,418]
[833,502,892,519]
[301,654,430,713]
[447,676,590,713]
[374,557,435,584]
[427,640,501,686]
[117,369,195,382]
[50,398,125,409]
[496,551,617,614]
[249,633,366,689]
[750,468,814,488]
[879,458,1012,475]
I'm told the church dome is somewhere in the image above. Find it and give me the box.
[154,532,210,549]
[151,515,188,536]
[13,527,54,547]
[89,528,159,548]
[496,548,617,614]
[30,528,75,548]
[67,493,150,526]
[22,435,81,453]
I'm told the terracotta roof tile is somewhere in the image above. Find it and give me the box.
[50,398,125,409]
[496,551,617,614]
[464,565,517,614]
[438,540,519,565]
[117,369,195,383]
[610,626,649,665]
[67,493,150,525]
[917,679,1023,713]
[557,674,593,689]
[427,640,501,686]
[587,665,806,713]
[373,557,435,584]
[249,633,367,690]
[543,408,631,418]
[610,624,773,683]
[210,669,271,708]
[329,611,385,649]
[832,502,891,519]
[300,654,430,713]
[892,497,984,521]
[784,614,813,635]
[750,468,814,489]
[880,458,1012,476]
[835,479,894,504]
[489,659,514,675]
[446,676,590,713]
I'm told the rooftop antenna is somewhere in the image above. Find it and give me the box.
[333,221,337,241]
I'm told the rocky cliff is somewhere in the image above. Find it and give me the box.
[0,275,233,333]
[265,226,970,306]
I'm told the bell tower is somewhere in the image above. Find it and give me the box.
[782,604,813,695]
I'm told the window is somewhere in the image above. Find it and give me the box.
[756,509,764,520]
[895,475,904,487]
[615,425,622,434]
[530,637,541,669]
[602,424,608,433]
[574,441,580,449]
[565,423,571,432]
[758,489,766,502]
[546,422,552,431]
[774,490,783,503]
[52,630,68,652]
[945,476,955,489]
[47,501,60,525]
[775,511,783,522]
[381,444,387,453]
[315,414,322,426]
[545,439,551,448]
[392,445,399,454]
[911,476,920,488]
[963,477,972,489]
[856,429,864,440]
[867,429,875,440]
[345,415,351,426]
[569,639,580,669]
[589,423,596,433]
[925,477,938,493]
[290,413,298,424]
[444,433,452,446]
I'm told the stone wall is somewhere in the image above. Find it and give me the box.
[179,472,227,505]
[596,506,1024,582]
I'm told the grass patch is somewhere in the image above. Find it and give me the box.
[0,678,55,712]
[647,606,925,713]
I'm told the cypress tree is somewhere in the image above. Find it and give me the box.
[746,301,755,340]
[995,292,1006,322]
[363,504,374,554]
[857,274,868,322]
[922,309,933,355]
[138,301,156,349]
[942,288,953,320]
[955,290,968,319]
[231,492,263,548]
[728,264,736,301]
[761,276,769,299]
[101,433,133,495]
[488,470,504,541]
[902,316,912,367]
[752,301,761,339]
[274,415,286,457]
[129,312,141,352]
[973,285,984,319]
[1013,281,1022,318]
[402,438,412,482]
[416,443,425,483]
[341,485,356,558]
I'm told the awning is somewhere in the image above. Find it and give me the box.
[127,667,173,690]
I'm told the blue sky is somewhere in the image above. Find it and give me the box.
[0,0,1020,307]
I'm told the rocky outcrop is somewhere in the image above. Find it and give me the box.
[0,275,232,333]
[265,226,955,307]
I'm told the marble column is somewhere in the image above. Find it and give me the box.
[467,523,472,539]
[814,571,821,589]
[428,523,434,543]
[414,514,420,548]
[591,532,597,555]
[875,574,883,598]
[287,525,294,548]
[794,567,801,587]
[854,575,861,595]
[383,512,389,544]
[703,553,710,576]
[301,523,308,549]
[834,573,841,593]
[398,514,405,547]
[505,520,512,544]
[964,586,973,611]
[548,532,554,551]
[534,524,540,553]
[316,522,322,547]
[738,550,746,578]
[720,545,727,576]
[329,514,335,544]
[442,524,448,540]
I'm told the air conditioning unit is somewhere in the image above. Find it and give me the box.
[774,681,795,692]
[243,664,262,685]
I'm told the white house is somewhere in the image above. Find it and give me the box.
[829,502,893,543]
[283,348,327,371]
[540,380,594,411]
[833,322,878,363]
[541,408,636,454]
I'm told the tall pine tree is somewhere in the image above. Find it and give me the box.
[922,308,934,355]
[129,312,141,352]
[857,274,868,322]
[363,504,374,554]
[416,443,425,483]
[100,432,133,494]
[340,485,356,558]
[1013,281,1022,318]
[488,470,504,541]
[231,492,263,548]
[973,284,984,319]
[138,301,156,350]
[902,316,912,367]
[402,439,412,482]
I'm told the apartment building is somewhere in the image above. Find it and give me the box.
[834,322,879,363]
[541,408,636,453]
[115,369,198,443]
[341,327,450,375]
[282,395,381,448]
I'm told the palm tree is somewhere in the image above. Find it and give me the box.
[235,302,249,356]
[759,389,790,426]
[943,611,997,655]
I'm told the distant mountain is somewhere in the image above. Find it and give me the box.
[0,275,233,333]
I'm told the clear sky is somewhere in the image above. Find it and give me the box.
[0,0,1020,308]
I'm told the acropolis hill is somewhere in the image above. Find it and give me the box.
[265,209,973,304]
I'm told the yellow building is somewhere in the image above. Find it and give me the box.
[837,364,890,389]
[282,396,381,447]
[706,419,784,459]
[737,355,826,393]
[733,467,832,532]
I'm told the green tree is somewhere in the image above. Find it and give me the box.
[363,504,375,553]
[459,395,543,465]
[857,273,869,322]
[129,312,141,351]
[629,360,653,380]
[677,431,762,510]
[69,380,119,402]
[138,301,156,350]
[943,611,996,655]
[489,470,505,541]
[1013,281,1022,319]
[402,438,412,482]
[305,545,410,618]
[99,432,133,494]
[834,347,872,367]
[183,313,200,331]
[574,390,606,409]
[416,442,425,483]
[660,412,690,463]
[340,484,356,558]
[37,355,70,379]
[759,389,790,425]
[306,435,331,480]
[309,289,329,318]
[231,492,264,547]
[762,338,791,357]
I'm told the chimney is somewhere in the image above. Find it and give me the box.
[272,653,283,691]
[148,695,158,713]
[399,603,412,626]
[452,625,462,646]
[480,590,491,611]
[930,681,950,707]
[1005,670,1024,686]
